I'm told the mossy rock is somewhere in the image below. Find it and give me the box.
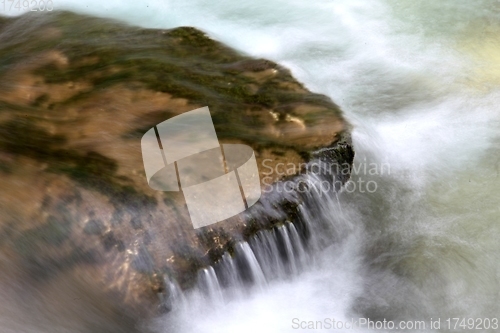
[0,11,352,318]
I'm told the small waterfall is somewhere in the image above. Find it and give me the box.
[213,253,243,290]
[159,277,186,313]
[196,267,223,303]
[286,222,307,270]
[275,224,298,275]
[157,144,352,315]
[249,229,286,279]
[233,242,267,287]
[180,164,347,307]
[193,228,308,305]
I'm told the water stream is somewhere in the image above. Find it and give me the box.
[2,0,499,332]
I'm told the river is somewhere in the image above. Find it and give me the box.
[2,1,499,332]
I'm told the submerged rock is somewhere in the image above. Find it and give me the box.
[0,11,352,319]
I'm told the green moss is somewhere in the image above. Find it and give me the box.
[0,120,157,210]
[6,12,342,151]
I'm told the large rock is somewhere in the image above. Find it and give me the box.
[0,11,351,319]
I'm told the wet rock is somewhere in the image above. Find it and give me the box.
[83,219,105,235]
[0,11,353,319]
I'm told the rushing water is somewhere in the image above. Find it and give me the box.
[2,0,500,332]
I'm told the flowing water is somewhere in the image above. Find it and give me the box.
[2,0,500,332]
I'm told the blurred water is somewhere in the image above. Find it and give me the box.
[1,0,499,332]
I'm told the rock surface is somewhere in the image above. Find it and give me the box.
[0,11,351,318]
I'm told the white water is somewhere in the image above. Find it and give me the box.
[4,0,499,332]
